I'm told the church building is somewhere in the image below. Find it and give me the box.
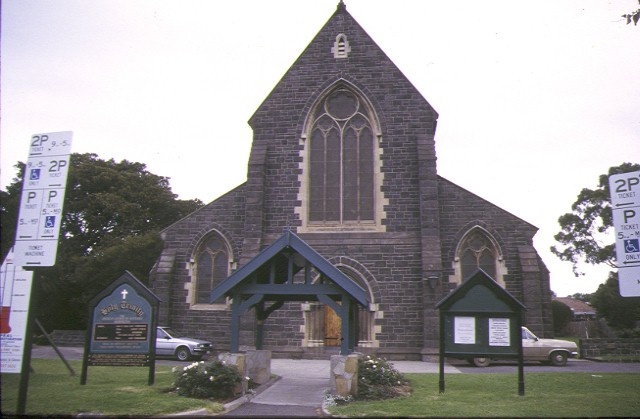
[149,2,553,360]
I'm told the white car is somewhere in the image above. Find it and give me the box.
[155,326,212,361]
[472,327,578,367]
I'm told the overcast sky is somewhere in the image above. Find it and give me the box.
[2,0,639,297]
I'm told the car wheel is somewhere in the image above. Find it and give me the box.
[473,357,491,367]
[175,347,191,361]
[550,351,568,366]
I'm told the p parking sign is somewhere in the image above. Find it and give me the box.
[609,170,640,297]
[13,131,73,267]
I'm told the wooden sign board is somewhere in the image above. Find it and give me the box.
[81,271,160,385]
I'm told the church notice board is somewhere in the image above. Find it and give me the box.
[81,271,160,385]
[436,270,526,395]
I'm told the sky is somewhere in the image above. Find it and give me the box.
[1,0,639,297]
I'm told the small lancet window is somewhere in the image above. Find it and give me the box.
[195,234,230,304]
[332,33,351,58]
[459,230,498,280]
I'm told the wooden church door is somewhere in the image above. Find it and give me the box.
[324,305,341,346]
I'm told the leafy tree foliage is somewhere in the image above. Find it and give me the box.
[551,163,640,276]
[1,153,203,330]
[551,299,573,335]
[591,272,640,331]
[622,0,640,25]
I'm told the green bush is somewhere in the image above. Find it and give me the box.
[357,355,410,400]
[552,299,573,335]
[172,360,242,400]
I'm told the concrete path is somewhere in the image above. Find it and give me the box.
[30,346,461,417]
[221,358,461,417]
[222,360,331,417]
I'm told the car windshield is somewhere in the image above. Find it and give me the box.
[522,327,537,340]
[162,328,184,338]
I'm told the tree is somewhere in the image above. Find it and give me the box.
[1,153,204,329]
[551,299,573,335]
[622,0,640,25]
[551,162,640,276]
[591,272,640,331]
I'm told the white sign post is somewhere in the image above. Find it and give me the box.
[609,170,640,297]
[13,132,73,267]
[0,250,34,373]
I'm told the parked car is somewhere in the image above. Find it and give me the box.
[156,326,212,361]
[472,327,578,367]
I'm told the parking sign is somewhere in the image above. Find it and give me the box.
[13,132,73,267]
[609,170,640,297]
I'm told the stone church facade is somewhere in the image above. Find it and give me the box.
[149,2,553,360]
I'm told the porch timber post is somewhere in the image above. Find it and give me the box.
[230,291,242,353]
[340,297,352,355]
[349,299,357,352]
[255,301,265,350]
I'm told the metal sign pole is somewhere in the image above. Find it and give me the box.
[16,272,38,415]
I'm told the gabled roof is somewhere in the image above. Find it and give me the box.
[210,230,369,307]
[88,270,161,307]
[248,1,438,126]
[437,269,526,313]
[554,297,596,315]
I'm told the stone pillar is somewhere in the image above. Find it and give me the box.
[218,352,247,395]
[245,349,271,385]
[330,354,359,397]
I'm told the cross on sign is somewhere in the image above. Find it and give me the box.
[121,288,128,300]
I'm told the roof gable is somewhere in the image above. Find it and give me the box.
[249,1,438,126]
[437,270,526,313]
[210,229,369,306]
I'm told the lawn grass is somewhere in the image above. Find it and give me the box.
[328,373,640,417]
[1,359,224,416]
[3,360,640,417]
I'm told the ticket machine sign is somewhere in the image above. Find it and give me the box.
[609,170,640,297]
[13,132,73,267]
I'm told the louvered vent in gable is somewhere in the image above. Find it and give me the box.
[332,33,350,58]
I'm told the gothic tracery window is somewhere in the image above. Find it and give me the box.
[195,235,230,304]
[459,230,498,281]
[308,87,376,225]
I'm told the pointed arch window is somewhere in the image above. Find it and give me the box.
[459,230,499,281]
[194,234,230,304]
[308,87,376,225]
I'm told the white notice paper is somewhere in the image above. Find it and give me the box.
[454,316,476,344]
[489,318,510,346]
[1,251,34,373]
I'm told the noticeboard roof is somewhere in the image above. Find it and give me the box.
[436,270,525,314]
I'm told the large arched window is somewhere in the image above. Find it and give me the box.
[194,234,230,305]
[308,87,376,225]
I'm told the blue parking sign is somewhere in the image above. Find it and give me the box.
[625,239,639,254]
[45,216,56,228]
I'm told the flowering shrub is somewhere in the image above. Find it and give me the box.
[357,355,411,400]
[323,390,353,407]
[172,360,242,400]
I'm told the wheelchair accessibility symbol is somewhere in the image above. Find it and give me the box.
[30,169,41,180]
[625,239,639,254]
[44,216,56,229]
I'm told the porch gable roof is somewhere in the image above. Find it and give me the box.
[210,230,369,307]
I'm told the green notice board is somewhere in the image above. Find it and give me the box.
[436,270,526,395]
[81,271,160,385]
[442,314,521,357]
